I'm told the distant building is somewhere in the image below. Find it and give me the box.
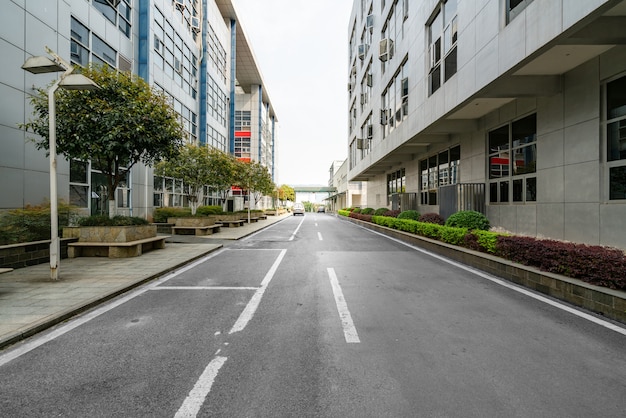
[347,0,626,249]
[2,0,277,217]
[327,159,366,210]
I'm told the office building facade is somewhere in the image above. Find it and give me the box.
[348,0,626,249]
[2,0,277,218]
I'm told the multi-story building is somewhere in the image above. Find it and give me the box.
[2,0,277,218]
[327,159,367,211]
[348,0,626,250]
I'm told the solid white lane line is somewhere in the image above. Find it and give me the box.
[318,232,323,241]
[362,226,626,337]
[174,356,227,418]
[152,286,259,291]
[327,268,360,343]
[0,250,225,367]
[289,216,305,241]
[229,249,287,334]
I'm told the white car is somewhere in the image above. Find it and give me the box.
[293,203,305,216]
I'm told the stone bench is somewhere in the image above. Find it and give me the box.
[171,224,221,236]
[68,236,168,258]
[258,214,268,220]
[240,217,259,223]
[216,219,246,228]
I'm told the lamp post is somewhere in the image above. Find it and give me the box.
[22,47,100,280]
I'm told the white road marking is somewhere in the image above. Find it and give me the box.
[362,226,626,337]
[174,356,227,418]
[327,268,360,343]
[0,251,225,367]
[318,232,323,241]
[289,216,305,241]
[229,249,287,334]
[152,286,259,291]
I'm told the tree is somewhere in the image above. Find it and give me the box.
[155,143,212,215]
[205,147,239,209]
[233,160,275,209]
[278,184,295,202]
[21,65,184,217]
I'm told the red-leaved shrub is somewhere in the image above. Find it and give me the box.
[496,236,626,289]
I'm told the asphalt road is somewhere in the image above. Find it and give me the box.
[1,213,625,417]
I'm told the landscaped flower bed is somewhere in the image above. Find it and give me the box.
[338,209,626,290]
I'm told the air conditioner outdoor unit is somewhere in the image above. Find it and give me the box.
[191,17,200,32]
[380,108,388,125]
[358,43,368,60]
[379,38,394,62]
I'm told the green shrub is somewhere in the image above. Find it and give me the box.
[338,209,351,217]
[0,201,77,245]
[397,210,420,220]
[152,207,191,223]
[361,207,375,215]
[78,215,149,226]
[415,222,441,239]
[352,208,361,214]
[439,226,469,245]
[196,205,223,216]
[374,208,389,216]
[445,210,490,230]
[418,213,445,225]
[474,230,501,253]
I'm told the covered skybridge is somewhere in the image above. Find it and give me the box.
[293,186,337,204]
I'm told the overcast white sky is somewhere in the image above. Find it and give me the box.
[233,0,353,186]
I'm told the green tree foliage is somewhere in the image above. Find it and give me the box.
[155,143,214,215]
[233,160,275,208]
[206,147,239,208]
[21,65,184,217]
[277,184,295,202]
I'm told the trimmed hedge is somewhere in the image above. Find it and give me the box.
[361,207,375,215]
[153,207,192,223]
[78,215,149,226]
[339,210,625,290]
[0,202,77,245]
[196,205,224,216]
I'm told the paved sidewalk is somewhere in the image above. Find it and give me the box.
[0,213,290,349]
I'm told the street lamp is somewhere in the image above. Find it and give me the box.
[22,47,100,280]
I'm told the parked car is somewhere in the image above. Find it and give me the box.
[293,203,305,216]
[317,206,325,213]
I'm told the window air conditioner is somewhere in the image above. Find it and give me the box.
[379,38,394,62]
[356,138,366,149]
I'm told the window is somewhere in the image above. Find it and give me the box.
[381,60,408,138]
[71,17,118,69]
[428,0,457,95]
[92,0,132,38]
[387,168,406,203]
[420,145,460,205]
[488,114,537,203]
[507,0,534,24]
[69,160,89,208]
[604,75,626,200]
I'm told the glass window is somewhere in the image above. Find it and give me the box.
[488,114,537,203]
[93,35,117,67]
